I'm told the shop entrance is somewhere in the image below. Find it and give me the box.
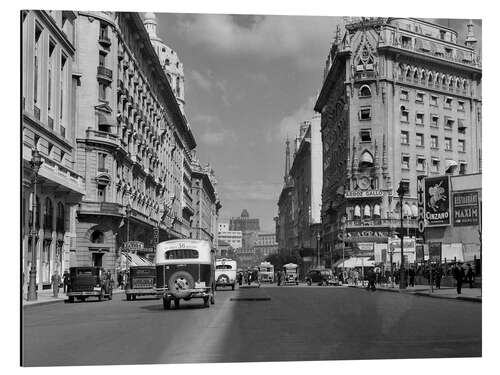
[92,252,103,267]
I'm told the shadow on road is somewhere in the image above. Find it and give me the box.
[139,302,210,312]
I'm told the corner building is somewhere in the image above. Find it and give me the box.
[315,18,481,260]
[73,12,196,272]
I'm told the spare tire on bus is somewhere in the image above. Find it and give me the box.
[217,274,229,285]
[168,270,195,299]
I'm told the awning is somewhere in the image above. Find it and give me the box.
[332,257,375,269]
[411,204,418,218]
[404,204,412,217]
[373,204,381,217]
[364,205,371,217]
[354,205,361,217]
[119,252,153,270]
[445,159,458,171]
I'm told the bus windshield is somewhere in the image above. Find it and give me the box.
[165,249,199,260]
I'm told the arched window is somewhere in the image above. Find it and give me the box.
[428,72,433,84]
[175,77,180,95]
[56,202,65,232]
[44,197,53,231]
[411,204,418,218]
[90,230,105,244]
[364,205,371,217]
[354,205,361,218]
[359,85,372,97]
[359,150,374,168]
[373,204,381,217]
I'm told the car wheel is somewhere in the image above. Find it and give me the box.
[126,294,131,301]
[307,280,312,286]
[68,296,74,303]
[108,291,113,300]
[132,295,136,301]
[174,298,180,309]
[203,296,209,307]
[232,284,235,291]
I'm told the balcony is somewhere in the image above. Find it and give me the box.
[85,128,119,147]
[346,218,418,229]
[97,66,113,82]
[98,34,111,47]
[79,201,123,216]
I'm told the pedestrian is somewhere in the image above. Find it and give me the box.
[366,269,376,291]
[452,262,465,294]
[435,265,443,289]
[117,271,123,289]
[465,263,475,288]
[63,270,70,293]
[51,270,62,298]
[353,269,359,286]
[408,267,415,287]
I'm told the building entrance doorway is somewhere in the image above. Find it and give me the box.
[92,252,103,267]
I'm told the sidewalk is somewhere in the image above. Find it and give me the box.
[347,282,482,303]
[22,287,126,308]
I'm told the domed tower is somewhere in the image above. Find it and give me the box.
[143,12,185,112]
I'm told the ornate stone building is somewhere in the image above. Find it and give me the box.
[315,18,481,261]
[22,10,85,289]
[72,12,196,273]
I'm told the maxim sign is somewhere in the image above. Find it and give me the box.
[424,176,451,226]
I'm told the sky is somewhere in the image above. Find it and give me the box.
[151,14,481,232]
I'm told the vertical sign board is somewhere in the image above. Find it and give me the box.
[417,175,426,238]
[453,191,480,226]
[424,176,451,226]
[428,242,442,263]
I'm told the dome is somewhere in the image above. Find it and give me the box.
[241,209,250,218]
[144,12,156,21]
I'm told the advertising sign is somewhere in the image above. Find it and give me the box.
[424,176,451,226]
[453,191,480,226]
[415,244,424,262]
[345,190,384,199]
[417,175,426,237]
[428,242,442,262]
[124,241,144,251]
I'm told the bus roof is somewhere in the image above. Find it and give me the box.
[156,239,213,265]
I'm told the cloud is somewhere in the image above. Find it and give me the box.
[270,95,317,141]
[190,69,211,90]
[188,69,231,105]
[190,114,236,146]
[220,180,282,201]
[177,14,340,67]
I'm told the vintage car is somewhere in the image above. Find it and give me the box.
[215,258,237,290]
[155,239,216,310]
[282,263,299,285]
[66,266,113,302]
[258,261,275,283]
[305,269,339,286]
[125,266,157,300]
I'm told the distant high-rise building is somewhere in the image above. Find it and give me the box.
[230,209,260,250]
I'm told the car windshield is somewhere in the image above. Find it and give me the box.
[75,269,96,276]
[216,265,232,269]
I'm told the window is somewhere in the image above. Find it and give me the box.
[445,97,452,109]
[60,54,67,122]
[459,162,467,175]
[416,92,425,103]
[99,51,106,66]
[431,115,439,127]
[97,185,106,202]
[416,113,424,125]
[445,117,454,129]
[430,95,438,106]
[416,133,424,147]
[444,137,452,151]
[400,106,409,122]
[401,155,410,169]
[431,135,439,148]
[431,159,440,173]
[360,129,372,142]
[401,131,409,145]
[359,85,371,97]
[98,153,107,172]
[458,101,465,111]
[91,230,105,243]
[99,82,107,101]
[48,41,55,114]
[400,181,410,196]
[44,198,53,231]
[458,119,466,134]
[34,25,42,106]
[99,22,108,40]
[400,90,409,101]
[359,108,371,120]
[56,202,65,232]
[458,139,465,152]
[417,157,426,172]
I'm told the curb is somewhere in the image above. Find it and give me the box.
[23,289,126,309]
[349,286,482,303]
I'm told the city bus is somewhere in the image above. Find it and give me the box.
[215,258,237,290]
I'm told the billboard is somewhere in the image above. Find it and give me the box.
[424,176,451,226]
[429,242,442,262]
[453,191,480,226]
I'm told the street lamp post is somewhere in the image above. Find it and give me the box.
[316,231,321,268]
[27,148,43,301]
[340,215,346,278]
[125,203,132,274]
[397,181,406,290]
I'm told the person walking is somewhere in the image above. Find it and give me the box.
[465,263,475,288]
[51,271,62,298]
[62,270,70,293]
[453,262,465,294]
[408,267,416,287]
[435,265,443,289]
[117,271,123,289]
[366,269,376,291]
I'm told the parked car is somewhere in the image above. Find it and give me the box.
[305,269,339,286]
[155,239,216,310]
[66,267,113,303]
[282,263,299,285]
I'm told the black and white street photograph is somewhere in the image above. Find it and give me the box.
[11,0,498,373]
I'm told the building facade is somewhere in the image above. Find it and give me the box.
[72,11,196,274]
[218,225,243,250]
[254,232,279,259]
[22,10,85,289]
[191,159,221,245]
[315,18,481,262]
[229,209,260,250]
